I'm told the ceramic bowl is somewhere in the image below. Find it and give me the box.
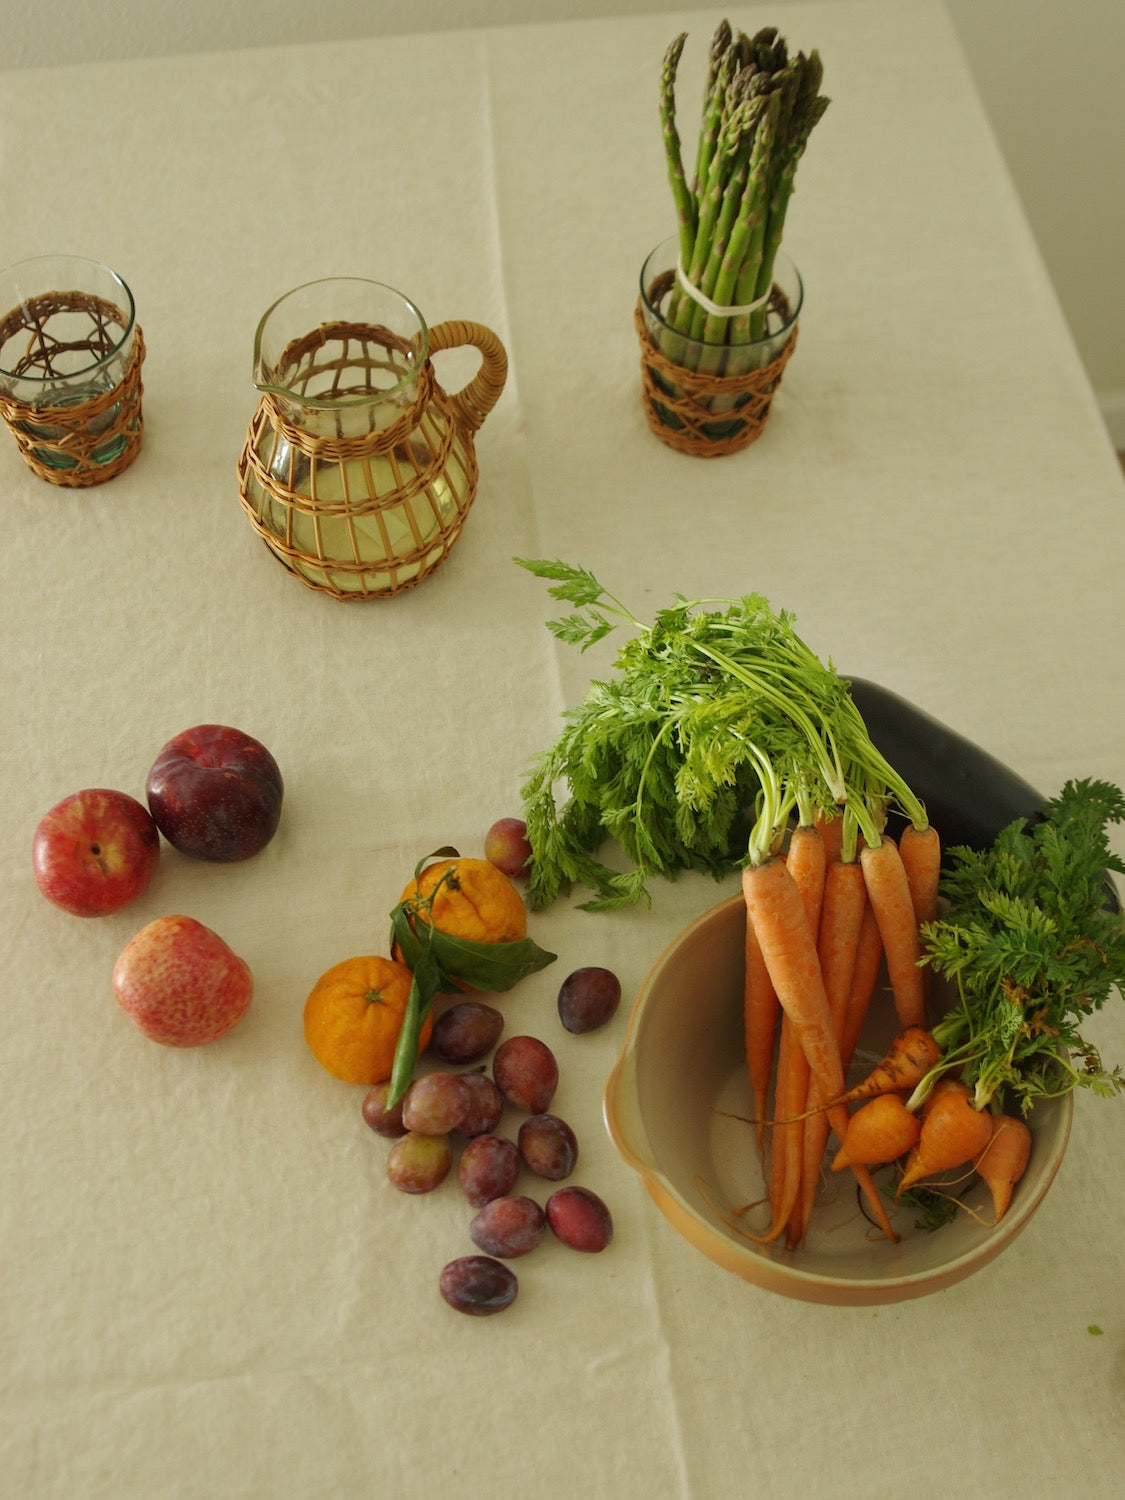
[603,892,1073,1305]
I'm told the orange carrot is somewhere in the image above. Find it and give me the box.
[742,857,898,1242]
[817,859,869,1026]
[896,1078,993,1196]
[743,821,822,1197]
[794,857,868,1242]
[813,807,843,865]
[744,914,779,1162]
[792,1073,826,1248]
[838,1025,941,1104]
[919,1072,963,1116]
[740,1023,807,1248]
[768,822,825,1238]
[787,822,827,937]
[741,854,845,1106]
[760,1022,807,1244]
[898,822,941,1004]
[898,823,941,929]
[859,837,927,1029]
[972,1113,1032,1222]
[830,1093,921,1170]
[839,903,883,1071]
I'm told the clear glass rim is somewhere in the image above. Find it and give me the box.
[640,235,803,350]
[253,276,430,408]
[0,254,136,383]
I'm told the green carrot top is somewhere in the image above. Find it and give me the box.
[916,779,1125,1114]
[515,558,926,911]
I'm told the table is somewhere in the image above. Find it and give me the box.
[3,5,1123,1496]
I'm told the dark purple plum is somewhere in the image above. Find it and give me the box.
[361,1081,407,1138]
[439,1256,518,1316]
[517,1114,578,1181]
[430,1001,504,1064]
[492,1035,558,1113]
[546,1186,613,1252]
[483,818,532,880]
[557,966,622,1035]
[456,1072,504,1137]
[385,1132,452,1194]
[401,1072,473,1136]
[459,1134,521,1207]
[469,1195,546,1259]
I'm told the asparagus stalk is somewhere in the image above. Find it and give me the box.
[654,19,829,360]
[682,84,765,341]
[692,18,733,200]
[728,57,801,342]
[701,86,781,347]
[660,34,696,272]
[670,37,747,333]
[735,51,829,342]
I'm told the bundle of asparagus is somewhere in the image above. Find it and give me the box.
[659,21,829,351]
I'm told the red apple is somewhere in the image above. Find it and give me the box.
[33,788,160,917]
[112,915,253,1046]
[146,724,283,863]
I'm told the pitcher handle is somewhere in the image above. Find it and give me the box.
[427,320,508,434]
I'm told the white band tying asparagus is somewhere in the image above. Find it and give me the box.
[675,261,771,317]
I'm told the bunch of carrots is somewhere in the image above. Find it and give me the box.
[742,807,1031,1247]
[512,558,1038,1240]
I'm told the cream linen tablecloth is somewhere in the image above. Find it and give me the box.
[2,4,1124,1497]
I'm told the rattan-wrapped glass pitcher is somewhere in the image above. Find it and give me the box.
[236,278,507,600]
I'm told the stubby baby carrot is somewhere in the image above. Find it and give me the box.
[831,1094,921,1171]
[972,1113,1032,1222]
[896,1078,993,1195]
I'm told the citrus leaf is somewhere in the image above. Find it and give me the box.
[412,846,460,880]
[389,901,557,994]
[390,903,426,970]
[425,928,557,992]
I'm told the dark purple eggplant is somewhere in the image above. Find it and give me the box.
[845,676,1045,854]
[846,676,1119,912]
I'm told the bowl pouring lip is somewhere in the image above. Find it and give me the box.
[602,891,1075,1304]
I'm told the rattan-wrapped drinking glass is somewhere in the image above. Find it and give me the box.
[0,256,144,486]
[636,237,801,457]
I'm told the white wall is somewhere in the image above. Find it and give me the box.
[4,0,1122,447]
[943,0,1125,449]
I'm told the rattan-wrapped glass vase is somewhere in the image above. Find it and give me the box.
[0,255,144,486]
[636,236,801,457]
[236,278,507,600]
